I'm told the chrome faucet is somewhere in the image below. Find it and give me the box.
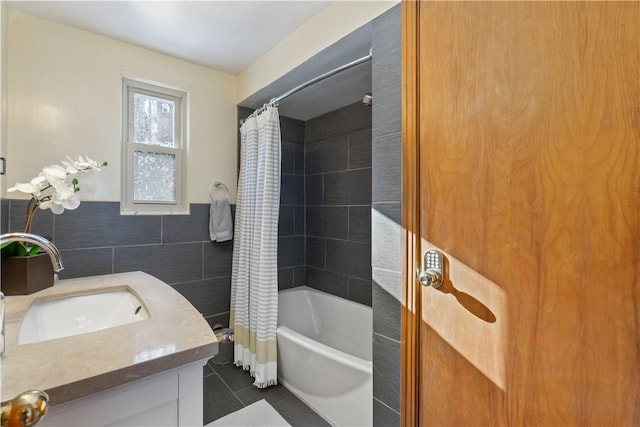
[0,233,64,272]
[0,232,64,356]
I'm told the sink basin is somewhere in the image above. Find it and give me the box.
[18,287,150,345]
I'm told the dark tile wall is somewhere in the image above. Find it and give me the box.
[238,107,307,291]
[304,102,372,307]
[0,199,234,330]
[371,4,402,426]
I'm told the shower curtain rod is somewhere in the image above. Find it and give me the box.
[243,48,373,122]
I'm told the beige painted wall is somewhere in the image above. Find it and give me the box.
[237,0,398,103]
[6,10,238,205]
[4,1,399,206]
[1,2,7,195]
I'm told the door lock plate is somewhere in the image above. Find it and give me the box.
[418,249,444,288]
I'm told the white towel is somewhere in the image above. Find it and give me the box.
[209,198,233,242]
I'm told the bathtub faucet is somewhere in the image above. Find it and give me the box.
[0,232,64,356]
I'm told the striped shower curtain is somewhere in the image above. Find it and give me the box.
[230,105,281,388]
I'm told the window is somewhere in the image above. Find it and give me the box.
[122,79,187,214]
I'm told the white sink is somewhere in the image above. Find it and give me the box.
[18,287,150,345]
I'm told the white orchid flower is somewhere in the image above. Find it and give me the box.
[74,155,101,172]
[60,159,78,174]
[42,164,67,181]
[8,154,105,233]
[8,174,49,195]
[38,199,53,210]
[49,182,80,214]
[8,182,44,194]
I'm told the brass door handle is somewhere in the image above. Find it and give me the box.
[1,390,49,427]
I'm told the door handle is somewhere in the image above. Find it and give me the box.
[417,249,444,288]
[1,390,49,427]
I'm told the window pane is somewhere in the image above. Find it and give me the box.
[133,151,176,202]
[133,93,176,147]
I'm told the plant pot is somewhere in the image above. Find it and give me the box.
[1,253,54,295]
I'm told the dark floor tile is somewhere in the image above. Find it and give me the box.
[203,362,215,377]
[236,384,331,427]
[210,363,255,393]
[203,374,244,424]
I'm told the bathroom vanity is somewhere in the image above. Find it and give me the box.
[1,272,218,426]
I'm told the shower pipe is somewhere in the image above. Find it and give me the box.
[242,47,373,123]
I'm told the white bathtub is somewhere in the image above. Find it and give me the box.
[277,286,372,426]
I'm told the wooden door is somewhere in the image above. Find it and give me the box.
[401,1,640,425]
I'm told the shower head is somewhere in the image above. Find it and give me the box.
[362,93,372,107]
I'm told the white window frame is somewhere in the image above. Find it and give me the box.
[121,78,188,214]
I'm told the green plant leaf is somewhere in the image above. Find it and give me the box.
[1,241,28,257]
[27,244,42,256]
[15,244,28,257]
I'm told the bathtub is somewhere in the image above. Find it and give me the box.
[277,286,372,426]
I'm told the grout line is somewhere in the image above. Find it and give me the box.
[373,396,400,416]
[373,331,401,345]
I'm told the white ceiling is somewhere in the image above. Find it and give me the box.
[6,0,374,121]
[7,0,331,75]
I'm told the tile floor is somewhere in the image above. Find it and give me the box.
[203,359,331,427]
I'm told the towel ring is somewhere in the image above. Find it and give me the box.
[209,181,230,201]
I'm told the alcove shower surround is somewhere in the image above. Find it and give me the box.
[0,6,401,425]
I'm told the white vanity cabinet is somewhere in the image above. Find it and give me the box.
[1,272,217,427]
[41,361,205,427]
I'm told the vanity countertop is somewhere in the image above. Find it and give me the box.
[1,271,218,405]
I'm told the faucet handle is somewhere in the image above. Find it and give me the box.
[0,390,49,427]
